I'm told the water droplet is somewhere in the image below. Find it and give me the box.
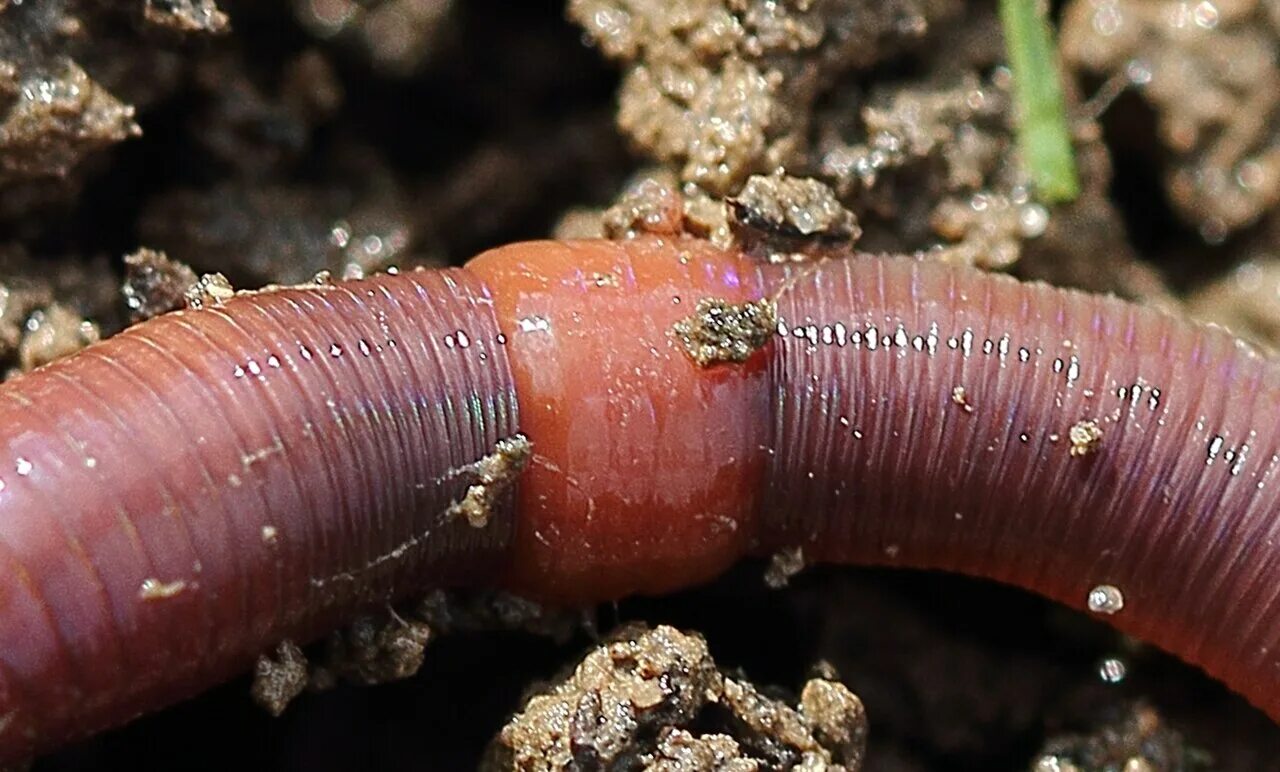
[15,458,32,476]
[1087,584,1124,614]
[1019,203,1049,238]
[1192,1,1219,29]
[517,316,550,333]
[330,344,343,357]
[1098,657,1127,683]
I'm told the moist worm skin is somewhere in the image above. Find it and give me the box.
[0,238,1277,762]
[0,268,518,761]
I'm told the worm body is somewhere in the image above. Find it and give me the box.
[0,237,1278,762]
[0,269,518,760]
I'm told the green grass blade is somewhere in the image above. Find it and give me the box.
[1000,0,1080,203]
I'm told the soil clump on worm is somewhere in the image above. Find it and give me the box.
[4,0,1280,770]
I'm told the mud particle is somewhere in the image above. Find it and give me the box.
[138,577,188,601]
[932,190,1045,269]
[764,545,806,589]
[310,613,432,688]
[142,0,230,34]
[17,303,98,372]
[0,61,140,184]
[1031,703,1204,772]
[415,588,593,643]
[447,434,532,528]
[673,297,776,367]
[601,171,685,239]
[644,729,756,771]
[250,640,308,717]
[1063,0,1280,233]
[122,248,198,322]
[729,171,861,262]
[1087,584,1124,615]
[1069,419,1104,457]
[184,272,235,310]
[799,678,867,769]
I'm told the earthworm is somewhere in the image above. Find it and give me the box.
[1,236,1278,762]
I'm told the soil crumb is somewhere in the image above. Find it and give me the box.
[183,272,235,310]
[601,171,686,239]
[447,434,533,529]
[122,248,198,322]
[1031,703,1208,772]
[251,640,309,717]
[416,589,593,643]
[143,0,229,34]
[1069,419,1104,458]
[729,171,861,263]
[16,302,99,372]
[488,624,866,771]
[764,546,806,589]
[1063,0,1280,237]
[672,296,777,367]
[309,613,432,690]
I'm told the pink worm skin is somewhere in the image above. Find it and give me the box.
[0,237,1277,762]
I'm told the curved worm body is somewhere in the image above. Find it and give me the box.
[0,237,1277,761]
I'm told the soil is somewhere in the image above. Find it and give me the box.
[6,0,1280,770]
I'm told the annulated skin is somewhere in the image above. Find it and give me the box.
[0,237,1279,763]
[762,254,1280,722]
[0,269,519,762]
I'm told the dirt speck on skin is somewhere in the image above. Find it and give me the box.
[489,624,865,771]
[1031,703,1208,772]
[447,433,533,529]
[1063,0,1280,238]
[673,296,776,367]
[1069,419,1104,458]
[122,248,198,322]
[183,272,235,310]
[250,640,308,717]
[137,577,188,601]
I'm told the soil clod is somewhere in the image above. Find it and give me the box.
[673,297,777,367]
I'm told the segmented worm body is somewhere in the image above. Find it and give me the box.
[0,237,1277,762]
